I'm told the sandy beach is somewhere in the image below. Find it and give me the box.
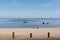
[0,28,59,40]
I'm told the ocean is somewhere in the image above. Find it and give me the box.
[0,18,60,28]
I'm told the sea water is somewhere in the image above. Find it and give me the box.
[0,18,60,28]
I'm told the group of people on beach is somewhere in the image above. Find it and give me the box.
[23,21,49,24]
[42,22,49,24]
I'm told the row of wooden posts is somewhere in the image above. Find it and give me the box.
[12,32,50,39]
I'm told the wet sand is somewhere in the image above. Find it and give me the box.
[0,28,60,40]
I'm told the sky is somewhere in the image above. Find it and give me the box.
[0,0,60,18]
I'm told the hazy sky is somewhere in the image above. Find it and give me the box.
[0,0,60,18]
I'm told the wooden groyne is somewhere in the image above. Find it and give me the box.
[0,28,60,40]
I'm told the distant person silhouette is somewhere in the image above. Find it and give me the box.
[46,22,49,24]
[42,22,45,24]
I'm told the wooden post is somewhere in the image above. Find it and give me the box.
[30,33,32,38]
[48,32,50,38]
[12,32,15,39]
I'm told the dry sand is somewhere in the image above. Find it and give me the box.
[0,28,60,40]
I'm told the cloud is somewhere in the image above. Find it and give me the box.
[10,0,27,7]
[32,10,47,13]
[31,3,51,8]
[10,0,51,7]
[40,3,51,6]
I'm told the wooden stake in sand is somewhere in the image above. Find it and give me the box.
[30,33,32,38]
[12,32,15,39]
[48,32,50,38]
